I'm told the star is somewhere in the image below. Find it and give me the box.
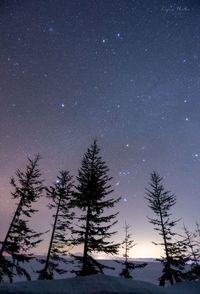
[1,0,200,261]
[119,171,131,177]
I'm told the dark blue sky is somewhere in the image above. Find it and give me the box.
[0,0,200,257]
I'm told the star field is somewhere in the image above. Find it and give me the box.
[0,0,200,257]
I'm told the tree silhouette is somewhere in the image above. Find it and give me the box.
[38,171,74,280]
[182,225,200,280]
[145,171,187,286]
[0,155,44,282]
[119,222,146,278]
[71,140,120,275]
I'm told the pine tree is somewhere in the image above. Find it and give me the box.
[182,225,200,280]
[71,140,120,276]
[0,155,44,282]
[38,171,74,280]
[119,222,147,278]
[145,171,187,286]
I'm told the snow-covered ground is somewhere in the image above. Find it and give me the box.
[0,259,199,294]
[0,274,200,294]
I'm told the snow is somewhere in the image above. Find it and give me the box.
[102,259,163,284]
[0,275,165,294]
[166,281,200,294]
[0,275,200,294]
[0,259,199,294]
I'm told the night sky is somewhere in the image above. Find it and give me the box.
[1,0,200,258]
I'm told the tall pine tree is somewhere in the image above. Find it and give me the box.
[72,140,120,275]
[145,171,187,286]
[38,171,74,280]
[0,155,44,282]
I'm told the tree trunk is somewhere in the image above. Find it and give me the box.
[158,200,174,285]
[82,204,91,275]
[41,196,62,279]
[0,197,23,256]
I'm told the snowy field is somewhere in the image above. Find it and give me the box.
[0,259,199,294]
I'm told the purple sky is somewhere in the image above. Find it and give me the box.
[0,0,200,257]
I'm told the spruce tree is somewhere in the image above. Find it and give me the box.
[145,171,187,286]
[38,171,74,280]
[182,225,200,280]
[0,155,44,282]
[119,222,146,278]
[72,140,120,275]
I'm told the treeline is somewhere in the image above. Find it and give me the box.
[0,140,200,286]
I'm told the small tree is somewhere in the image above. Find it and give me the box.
[0,155,44,282]
[38,171,74,280]
[119,222,147,278]
[182,225,200,280]
[72,140,120,275]
[145,171,187,286]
